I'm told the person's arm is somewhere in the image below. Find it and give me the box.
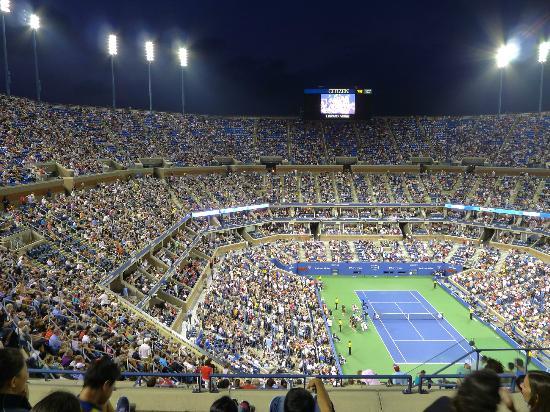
[499,388,517,412]
[307,378,333,412]
[103,400,115,412]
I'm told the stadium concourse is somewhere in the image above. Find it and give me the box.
[0,95,549,411]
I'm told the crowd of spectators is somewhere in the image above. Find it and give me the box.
[196,247,335,374]
[1,95,548,188]
[451,249,549,348]
[0,243,204,378]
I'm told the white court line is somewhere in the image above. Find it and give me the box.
[395,302,425,340]
[410,291,472,356]
[394,339,456,342]
[409,291,455,340]
[376,318,408,364]
[365,301,419,304]
[360,290,408,363]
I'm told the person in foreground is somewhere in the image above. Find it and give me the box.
[423,369,517,412]
[31,391,81,412]
[519,371,550,412]
[78,357,121,412]
[269,378,334,412]
[0,348,31,412]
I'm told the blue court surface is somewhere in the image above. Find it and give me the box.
[356,290,475,364]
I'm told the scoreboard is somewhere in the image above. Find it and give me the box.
[303,88,373,120]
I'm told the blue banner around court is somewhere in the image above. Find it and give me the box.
[272,260,462,276]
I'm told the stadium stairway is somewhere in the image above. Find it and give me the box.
[348,240,359,261]
[324,241,333,261]
[331,174,340,203]
[443,242,463,263]
[491,249,510,273]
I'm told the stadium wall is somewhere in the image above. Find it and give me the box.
[272,260,462,276]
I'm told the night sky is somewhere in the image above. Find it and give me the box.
[2,0,549,116]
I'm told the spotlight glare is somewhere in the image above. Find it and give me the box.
[108,34,118,56]
[179,47,188,67]
[145,41,154,62]
[29,13,40,30]
[0,0,10,13]
[496,42,519,68]
[539,41,550,64]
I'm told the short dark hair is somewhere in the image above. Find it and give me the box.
[210,396,238,412]
[83,357,121,389]
[284,388,315,412]
[0,348,26,389]
[31,391,81,412]
[484,358,504,374]
[452,370,501,412]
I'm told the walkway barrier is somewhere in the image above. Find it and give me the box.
[27,369,413,394]
[418,373,516,394]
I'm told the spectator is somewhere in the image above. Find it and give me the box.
[520,371,550,412]
[78,357,121,412]
[0,348,31,412]
[270,378,333,412]
[31,391,81,412]
[200,359,214,391]
[423,370,515,412]
[210,396,238,412]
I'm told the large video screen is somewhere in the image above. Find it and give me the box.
[321,93,355,115]
[303,88,372,120]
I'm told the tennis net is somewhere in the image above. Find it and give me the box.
[373,312,441,321]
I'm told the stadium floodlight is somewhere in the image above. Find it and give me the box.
[495,42,519,115]
[538,41,549,63]
[538,41,550,114]
[108,34,117,109]
[29,13,40,30]
[145,41,154,111]
[29,13,41,101]
[178,47,187,67]
[496,43,519,68]
[145,41,154,62]
[1,0,11,96]
[108,34,117,56]
[0,0,10,13]
[178,47,188,115]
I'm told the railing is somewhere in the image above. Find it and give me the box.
[418,373,516,394]
[101,214,192,287]
[27,369,414,393]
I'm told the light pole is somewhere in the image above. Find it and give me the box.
[1,0,10,96]
[29,13,40,101]
[495,42,519,116]
[537,41,549,114]
[108,34,117,109]
[178,47,187,115]
[145,41,154,112]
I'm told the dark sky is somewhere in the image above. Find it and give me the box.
[2,0,549,116]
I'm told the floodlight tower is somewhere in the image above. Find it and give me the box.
[538,41,549,114]
[495,42,519,116]
[1,0,11,96]
[29,13,40,101]
[145,41,154,112]
[178,47,187,115]
[108,34,117,109]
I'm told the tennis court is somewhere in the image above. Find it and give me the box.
[356,290,475,364]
